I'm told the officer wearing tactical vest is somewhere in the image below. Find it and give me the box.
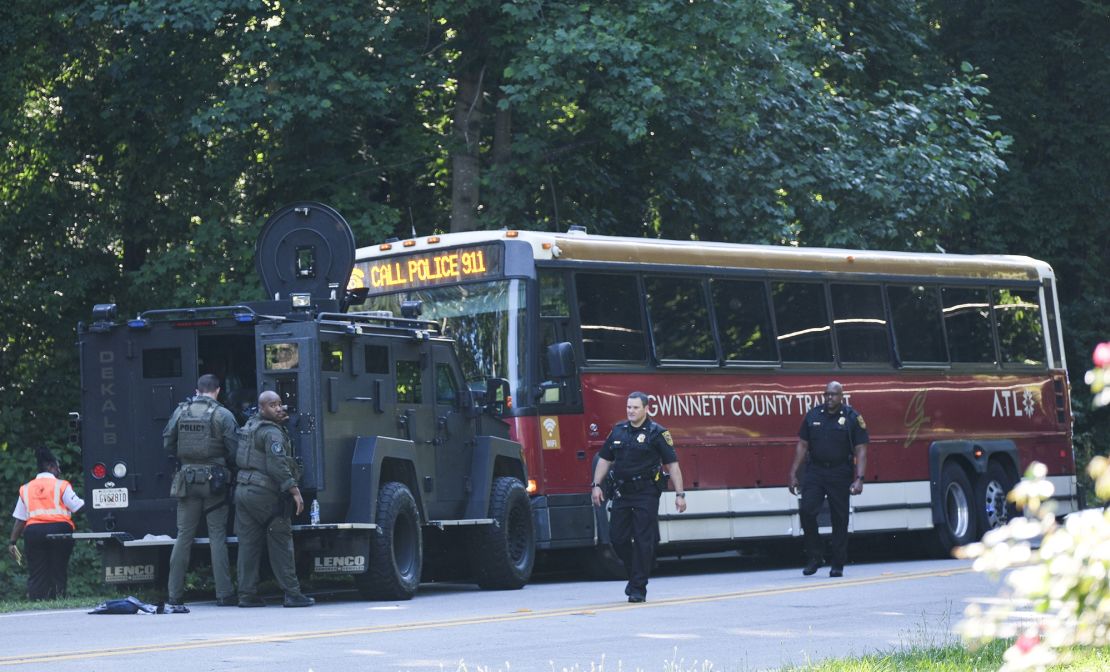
[234,390,314,608]
[788,380,870,578]
[164,374,238,612]
[591,391,686,603]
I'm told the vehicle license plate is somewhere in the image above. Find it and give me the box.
[92,488,129,509]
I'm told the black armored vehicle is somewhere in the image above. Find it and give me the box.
[74,203,534,599]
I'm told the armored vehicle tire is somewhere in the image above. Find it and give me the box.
[355,482,422,600]
[470,477,535,590]
[929,462,977,557]
[975,461,1016,536]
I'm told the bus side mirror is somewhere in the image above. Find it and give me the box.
[546,342,575,379]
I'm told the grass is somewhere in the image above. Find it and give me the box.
[0,595,116,614]
[783,641,1110,671]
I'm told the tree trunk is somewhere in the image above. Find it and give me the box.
[450,66,484,232]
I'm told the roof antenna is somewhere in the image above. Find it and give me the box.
[409,208,417,238]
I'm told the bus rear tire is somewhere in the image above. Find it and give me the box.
[976,461,1016,535]
[469,477,535,590]
[355,482,422,600]
[930,462,977,556]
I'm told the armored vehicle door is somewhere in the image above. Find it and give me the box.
[256,325,323,489]
[431,343,476,513]
[392,340,438,512]
[79,320,198,535]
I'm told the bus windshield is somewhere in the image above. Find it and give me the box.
[360,279,527,403]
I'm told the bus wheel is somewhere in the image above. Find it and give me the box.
[355,482,422,600]
[470,477,535,590]
[976,461,1016,535]
[933,462,976,555]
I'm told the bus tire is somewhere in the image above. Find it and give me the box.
[932,462,976,556]
[975,461,1016,535]
[470,477,535,590]
[355,482,422,600]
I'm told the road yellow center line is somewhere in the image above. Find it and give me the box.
[0,566,973,666]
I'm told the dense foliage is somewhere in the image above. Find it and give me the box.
[2,0,1108,598]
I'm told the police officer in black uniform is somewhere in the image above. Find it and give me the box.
[591,391,686,603]
[788,381,869,578]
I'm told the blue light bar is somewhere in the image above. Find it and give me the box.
[127,318,150,329]
[234,313,256,324]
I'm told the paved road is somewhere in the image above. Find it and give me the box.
[0,554,999,672]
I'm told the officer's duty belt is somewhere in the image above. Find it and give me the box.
[810,459,849,468]
[236,470,278,492]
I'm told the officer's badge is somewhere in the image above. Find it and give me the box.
[838,417,846,426]
[270,441,284,455]
[637,433,646,443]
[857,415,867,429]
[662,430,674,446]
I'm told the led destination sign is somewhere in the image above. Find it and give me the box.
[351,244,503,292]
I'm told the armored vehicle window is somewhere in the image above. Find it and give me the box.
[265,343,299,370]
[143,348,182,379]
[397,360,423,404]
[711,279,777,363]
[771,281,833,363]
[644,276,716,362]
[436,363,459,404]
[888,285,947,363]
[942,288,995,363]
[831,283,890,364]
[994,287,1044,366]
[321,342,344,372]
[575,273,646,362]
[364,345,389,374]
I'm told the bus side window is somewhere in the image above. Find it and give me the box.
[887,285,947,363]
[831,283,891,365]
[942,287,996,364]
[644,276,716,362]
[574,273,646,362]
[771,281,833,363]
[539,270,571,404]
[993,287,1044,366]
[711,279,777,363]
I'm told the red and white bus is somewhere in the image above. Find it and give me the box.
[349,229,1079,564]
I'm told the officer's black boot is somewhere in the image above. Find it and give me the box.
[283,593,315,608]
[802,558,821,576]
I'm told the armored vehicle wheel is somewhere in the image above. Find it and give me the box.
[355,482,422,600]
[929,462,977,557]
[470,477,535,590]
[975,461,1016,535]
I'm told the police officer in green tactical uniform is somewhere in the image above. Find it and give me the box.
[164,374,238,613]
[234,390,314,608]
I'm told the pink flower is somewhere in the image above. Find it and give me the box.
[1015,632,1040,654]
[1095,342,1110,368]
